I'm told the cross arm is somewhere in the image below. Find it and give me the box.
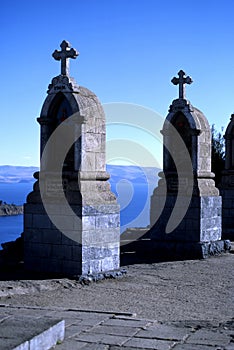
[52,50,61,61]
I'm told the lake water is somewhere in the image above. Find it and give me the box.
[0,181,155,248]
[0,182,33,248]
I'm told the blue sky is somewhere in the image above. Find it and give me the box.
[1,0,234,166]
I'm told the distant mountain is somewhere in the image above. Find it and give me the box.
[0,166,38,183]
[106,165,160,185]
[0,165,161,185]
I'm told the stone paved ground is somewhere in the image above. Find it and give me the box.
[0,306,234,349]
[0,252,233,349]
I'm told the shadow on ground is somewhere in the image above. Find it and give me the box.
[0,229,233,281]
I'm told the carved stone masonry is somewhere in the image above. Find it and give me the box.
[24,41,120,277]
[52,40,79,76]
[171,70,193,99]
[149,70,230,259]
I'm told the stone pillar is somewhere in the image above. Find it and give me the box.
[220,114,234,240]
[150,71,230,259]
[24,41,120,276]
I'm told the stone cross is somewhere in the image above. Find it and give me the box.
[171,70,193,99]
[52,40,79,76]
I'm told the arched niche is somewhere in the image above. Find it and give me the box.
[38,92,81,172]
[48,93,75,171]
[163,103,213,176]
[165,112,193,172]
[48,92,73,126]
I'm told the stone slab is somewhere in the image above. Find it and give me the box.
[172,344,222,350]
[54,339,88,349]
[135,323,191,341]
[0,306,234,349]
[75,332,130,346]
[0,318,64,350]
[186,329,231,346]
[102,317,151,328]
[123,337,175,349]
[87,324,139,337]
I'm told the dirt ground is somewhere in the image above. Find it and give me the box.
[0,252,233,322]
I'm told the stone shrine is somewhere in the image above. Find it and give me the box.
[24,40,120,276]
[220,114,234,240]
[150,70,230,259]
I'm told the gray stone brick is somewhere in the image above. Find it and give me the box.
[110,347,153,350]
[61,233,75,245]
[42,258,63,274]
[73,216,82,230]
[186,329,231,346]
[96,214,120,229]
[24,229,43,243]
[89,259,102,274]
[62,260,81,275]
[135,323,191,341]
[172,345,222,350]
[24,242,41,258]
[25,203,46,214]
[65,324,90,338]
[88,325,138,337]
[101,256,119,271]
[82,343,108,350]
[24,213,33,229]
[50,215,75,231]
[98,204,120,214]
[75,332,130,346]
[82,216,96,230]
[41,229,62,245]
[84,133,102,152]
[82,206,98,216]
[81,151,95,171]
[102,318,151,329]
[52,244,73,260]
[72,245,82,261]
[24,257,43,272]
[82,231,96,245]
[124,337,175,349]
[37,243,52,258]
[55,339,88,349]
[32,214,52,229]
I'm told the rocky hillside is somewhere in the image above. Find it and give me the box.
[0,201,23,216]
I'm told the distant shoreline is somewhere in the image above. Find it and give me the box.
[0,202,23,217]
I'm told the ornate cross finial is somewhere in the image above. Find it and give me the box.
[52,40,79,76]
[171,70,193,99]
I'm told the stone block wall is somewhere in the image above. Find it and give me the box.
[220,188,234,240]
[150,195,222,243]
[24,202,120,276]
[81,204,120,274]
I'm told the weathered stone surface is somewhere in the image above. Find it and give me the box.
[135,323,191,341]
[123,337,175,349]
[1,304,234,350]
[75,332,130,346]
[0,317,64,350]
[172,345,219,350]
[87,324,138,337]
[150,70,225,259]
[24,41,120,276]
[186,329,231,346]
